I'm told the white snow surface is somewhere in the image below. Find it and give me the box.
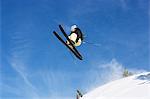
[81,72,150,99]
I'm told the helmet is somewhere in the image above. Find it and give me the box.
[71,24,77,32]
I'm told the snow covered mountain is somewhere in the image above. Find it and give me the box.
[81,72,150,99]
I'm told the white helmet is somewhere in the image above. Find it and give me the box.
[71,24,77,32]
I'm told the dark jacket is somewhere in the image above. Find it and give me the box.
[70,28,83,43]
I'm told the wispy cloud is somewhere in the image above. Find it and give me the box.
[3,54,73,99]
[1,31,40,98]
[3,48,74,98]
[99,59,124,81]
[11,59,40,97]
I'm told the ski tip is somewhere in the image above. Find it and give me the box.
[53,31,56,33]
[59,24,61,27]
[59,25,64,29]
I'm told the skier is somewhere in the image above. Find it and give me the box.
[53,24,83,60]
[66,24,84,47]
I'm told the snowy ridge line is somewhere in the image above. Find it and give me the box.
[80,72,150,99]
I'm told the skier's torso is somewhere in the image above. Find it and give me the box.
[69,28,83,46]
[71,28,83,41]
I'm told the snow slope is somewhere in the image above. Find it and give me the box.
[81,72,150,99]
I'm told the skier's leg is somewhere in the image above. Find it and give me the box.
[75,38,82,46]
[66,33,77,46]
[69,33,77,42]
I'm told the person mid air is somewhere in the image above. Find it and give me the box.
[66,24,84,47]
[53,25,83,60]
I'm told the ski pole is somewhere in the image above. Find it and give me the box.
[83,41,101,47]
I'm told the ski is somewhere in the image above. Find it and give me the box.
[53,31,83,60]
[58,25,82,58]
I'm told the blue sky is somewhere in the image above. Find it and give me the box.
[1,0,149,99]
